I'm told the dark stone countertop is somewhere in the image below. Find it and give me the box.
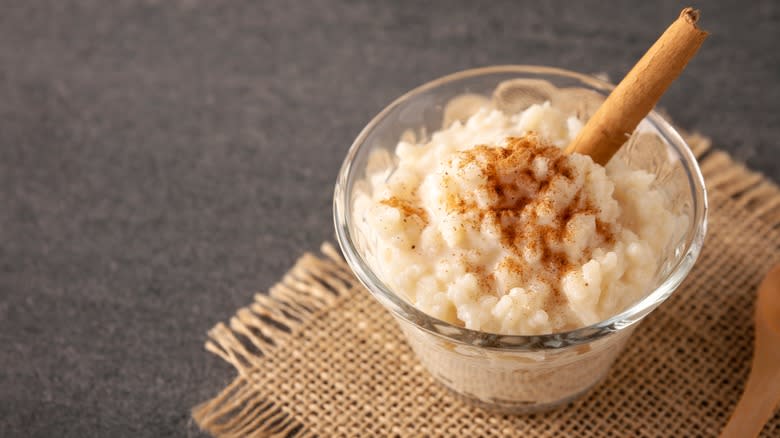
[1,1,778,436]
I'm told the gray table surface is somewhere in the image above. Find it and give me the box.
[1,1,778,436]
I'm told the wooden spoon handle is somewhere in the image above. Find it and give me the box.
[720,334,780,437]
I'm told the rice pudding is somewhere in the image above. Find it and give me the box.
[354,103,684,335]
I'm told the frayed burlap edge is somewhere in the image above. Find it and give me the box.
[192,245,357,438]
[191,133,780,438]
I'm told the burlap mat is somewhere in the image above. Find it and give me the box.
[192,134,780,437]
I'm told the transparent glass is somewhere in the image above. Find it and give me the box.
[333,66,707,413]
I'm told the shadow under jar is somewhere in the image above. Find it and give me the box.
[334,66,707,414]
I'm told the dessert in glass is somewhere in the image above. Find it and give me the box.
[333,65,707,413]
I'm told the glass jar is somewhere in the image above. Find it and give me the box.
[333,66,707,414]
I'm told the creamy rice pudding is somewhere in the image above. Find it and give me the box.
[354,103,684,335]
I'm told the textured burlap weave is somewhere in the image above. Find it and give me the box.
[193,134,780,437]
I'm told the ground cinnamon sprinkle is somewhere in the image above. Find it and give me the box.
[379,196,429,224]
[448,135,617,302]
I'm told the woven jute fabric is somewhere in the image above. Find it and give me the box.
[192,134,780,437]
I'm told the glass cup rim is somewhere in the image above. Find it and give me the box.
[334,65,708,351]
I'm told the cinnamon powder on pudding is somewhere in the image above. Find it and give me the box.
[451,135,614,268]
[380,135,618,317]
[379,196,428,224]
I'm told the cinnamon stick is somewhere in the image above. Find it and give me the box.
[564,7,708,165]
